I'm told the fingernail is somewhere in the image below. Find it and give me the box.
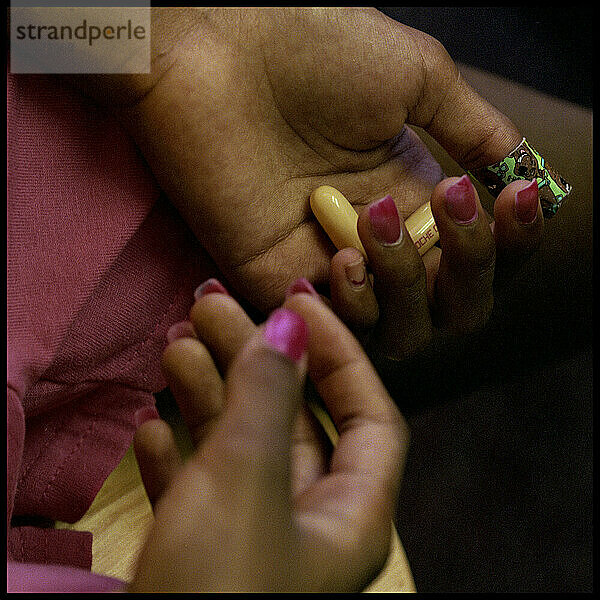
[166,320,197,344]
[445,175,478,224]
[285,277,320,299]
[515,179,539,224]
[194,278,228,301]
[134,405,160,428]
[263,308,308,363]
[344,258,366,287]
[368,195,402,245]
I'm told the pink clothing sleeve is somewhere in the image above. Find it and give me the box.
[7,71,216,589]
[7,561,124,593]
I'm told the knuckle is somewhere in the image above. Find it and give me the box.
[401,255,428,291]
[473,245,497,284]
[421,31,452,68]
[378,247,427,294]
[417,30,457,92]
[400,269,429,307]
[470,251,496,286]
[452,233,496,280]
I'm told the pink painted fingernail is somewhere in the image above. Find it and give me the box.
[344,258,366,287]
[194,278,228,300]
[368,195,402,245]
[515,179,539,224]
[134,405,160,428]
[285,277,320,300]
[445,175,478,224]
[263,308,308,363]
[166,320,197,344]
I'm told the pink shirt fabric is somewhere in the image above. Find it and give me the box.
[7,72,214,591]
[7,562,124,593]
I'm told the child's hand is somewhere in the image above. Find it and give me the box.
[130,289,408,592]
[327,175,544,360]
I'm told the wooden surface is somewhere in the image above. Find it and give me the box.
[55,445,154,583]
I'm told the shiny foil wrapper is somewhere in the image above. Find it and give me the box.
[471,138,572,218]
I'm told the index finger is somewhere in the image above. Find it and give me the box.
[282,293,409,495]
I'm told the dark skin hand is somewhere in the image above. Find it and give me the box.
[72,7,543,359]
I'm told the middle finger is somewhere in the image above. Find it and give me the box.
[356,195,433,360]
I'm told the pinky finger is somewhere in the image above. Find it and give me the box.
[493,179,544,282]
[134,419,182,509]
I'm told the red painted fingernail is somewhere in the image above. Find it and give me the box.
[166,320,197,344]
[344,258,366,287]
[285,277,320,299]
[263,308,308,363]
[445,175,478,224]
[368,195,402,245]
[194,278,228,300]
[515,179,539,224]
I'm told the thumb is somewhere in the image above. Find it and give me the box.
[407,34,521,170]
[207,308,308,495]
[405,32,571,217]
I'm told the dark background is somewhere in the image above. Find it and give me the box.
[379,6,593,108]
[376,7,593,593]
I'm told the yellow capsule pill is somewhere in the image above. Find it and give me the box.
[311,185,440,257]
[310,185,366,258]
